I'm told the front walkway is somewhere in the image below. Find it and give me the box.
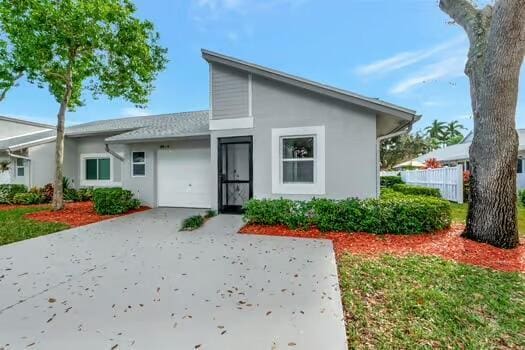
[0,209,346,350]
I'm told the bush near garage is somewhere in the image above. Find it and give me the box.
[380,176,404,188]
[0,184,28,204]
[92,187,141,215]
[243,195,451,235]
[391,183,441,198]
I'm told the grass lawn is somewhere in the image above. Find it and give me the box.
[0,207,69,246]
[451,203,525,236]
[339,254,525,349]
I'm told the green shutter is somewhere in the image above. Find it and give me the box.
[86,159,98,180]
[98,158,110,180]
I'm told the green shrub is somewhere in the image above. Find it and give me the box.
[392,184,441,198]
[12,192,44,205]
[92,188,141,215]
[77,188,94,202]
[204,209,217,219]
[64,188,79,202]
[181,215,205,231]
[0,184,28,204]
[380,176,403,188]
[244,195,451,235]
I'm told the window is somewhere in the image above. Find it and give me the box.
[281,137,315,183]
[132,151,146,177]
[16,158,25,177]
[518,159,523,174]
[271,126,325,195]
[85,158,110,180]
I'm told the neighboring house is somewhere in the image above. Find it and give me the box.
[413,130,525,188]
[0,50,419,212]
[0,116,56,187]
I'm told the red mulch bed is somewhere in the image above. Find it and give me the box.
[239,224,525,273]
[24,201,150,228]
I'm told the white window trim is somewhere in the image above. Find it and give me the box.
[16,158,25,177]
[131,151,146,177]
[80,153,121,187]
[271,126,325,195]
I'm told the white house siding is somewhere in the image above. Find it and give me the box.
[27,142,55,187]
[0,119,49,139]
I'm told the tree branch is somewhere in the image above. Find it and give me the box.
[439,0,491,42]
[0,71,23,102]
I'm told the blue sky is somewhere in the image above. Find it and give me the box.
[1,0,524,133]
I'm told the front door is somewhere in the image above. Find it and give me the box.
[218,136,253,213]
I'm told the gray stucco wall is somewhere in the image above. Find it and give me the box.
[121,138,211,208]
[0,119,50,139]
[28,142,55,187]
[211,63,249,119]
[63,136,125,189]
[210,74,377,210]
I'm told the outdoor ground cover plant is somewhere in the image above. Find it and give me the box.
[92,188,141,215]
[243,194,451,234]
[339,254,525,349]
[0,206,69,245]
[180,210,217,231]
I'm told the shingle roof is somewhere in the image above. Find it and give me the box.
[414,129,525,162]
[0,129,56,151]
[105,112,210,142]
[66,110,209,137]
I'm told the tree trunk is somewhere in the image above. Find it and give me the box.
[440,0,524,248]
[52,73,73,211]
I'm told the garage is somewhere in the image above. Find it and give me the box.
[157,140,212,208]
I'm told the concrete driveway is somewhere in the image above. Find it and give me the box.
[0,209,346,350]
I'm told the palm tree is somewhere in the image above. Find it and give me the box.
[424,120,447,140]
[445,120,466,139]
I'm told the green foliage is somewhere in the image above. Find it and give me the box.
[204,210,217,219]
[92,187,140,215]
[0,207,68,246]
[0,0,168,109]
[77,188,94,202]
[380,132,436,170]
[380,175,404,188]
[0,37,23,102]
[0,184,28,204]
[64,188,79,201]
[12,192,44,205]
[180,215,205,231]
[519,190,525,207]
[339,254,525,349]
[244,195,451,234]
[391,183,441,198]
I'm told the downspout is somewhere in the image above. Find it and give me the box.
[376,116,419,197]
[105,144,124,161]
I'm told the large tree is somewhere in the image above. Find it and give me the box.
[0,0,168,210]
[440,0,524,248]
[380,133,436,170]
[0,38,23,102]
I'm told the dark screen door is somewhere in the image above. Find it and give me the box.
[218,136,253,213]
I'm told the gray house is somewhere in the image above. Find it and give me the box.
[1,50,419,212]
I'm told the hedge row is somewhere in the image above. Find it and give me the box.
[92,188,140,215]
[243,195,451,234]
[391,184,441,198]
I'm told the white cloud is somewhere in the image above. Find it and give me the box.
[389,55,466,94]
[355,36,466,76]
[193,0,307,14]
[120,107,153,117]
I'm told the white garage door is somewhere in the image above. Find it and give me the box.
[157,147,212,208]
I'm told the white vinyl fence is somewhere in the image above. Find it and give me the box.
[399,165,464,203]
[0,170,10,185]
